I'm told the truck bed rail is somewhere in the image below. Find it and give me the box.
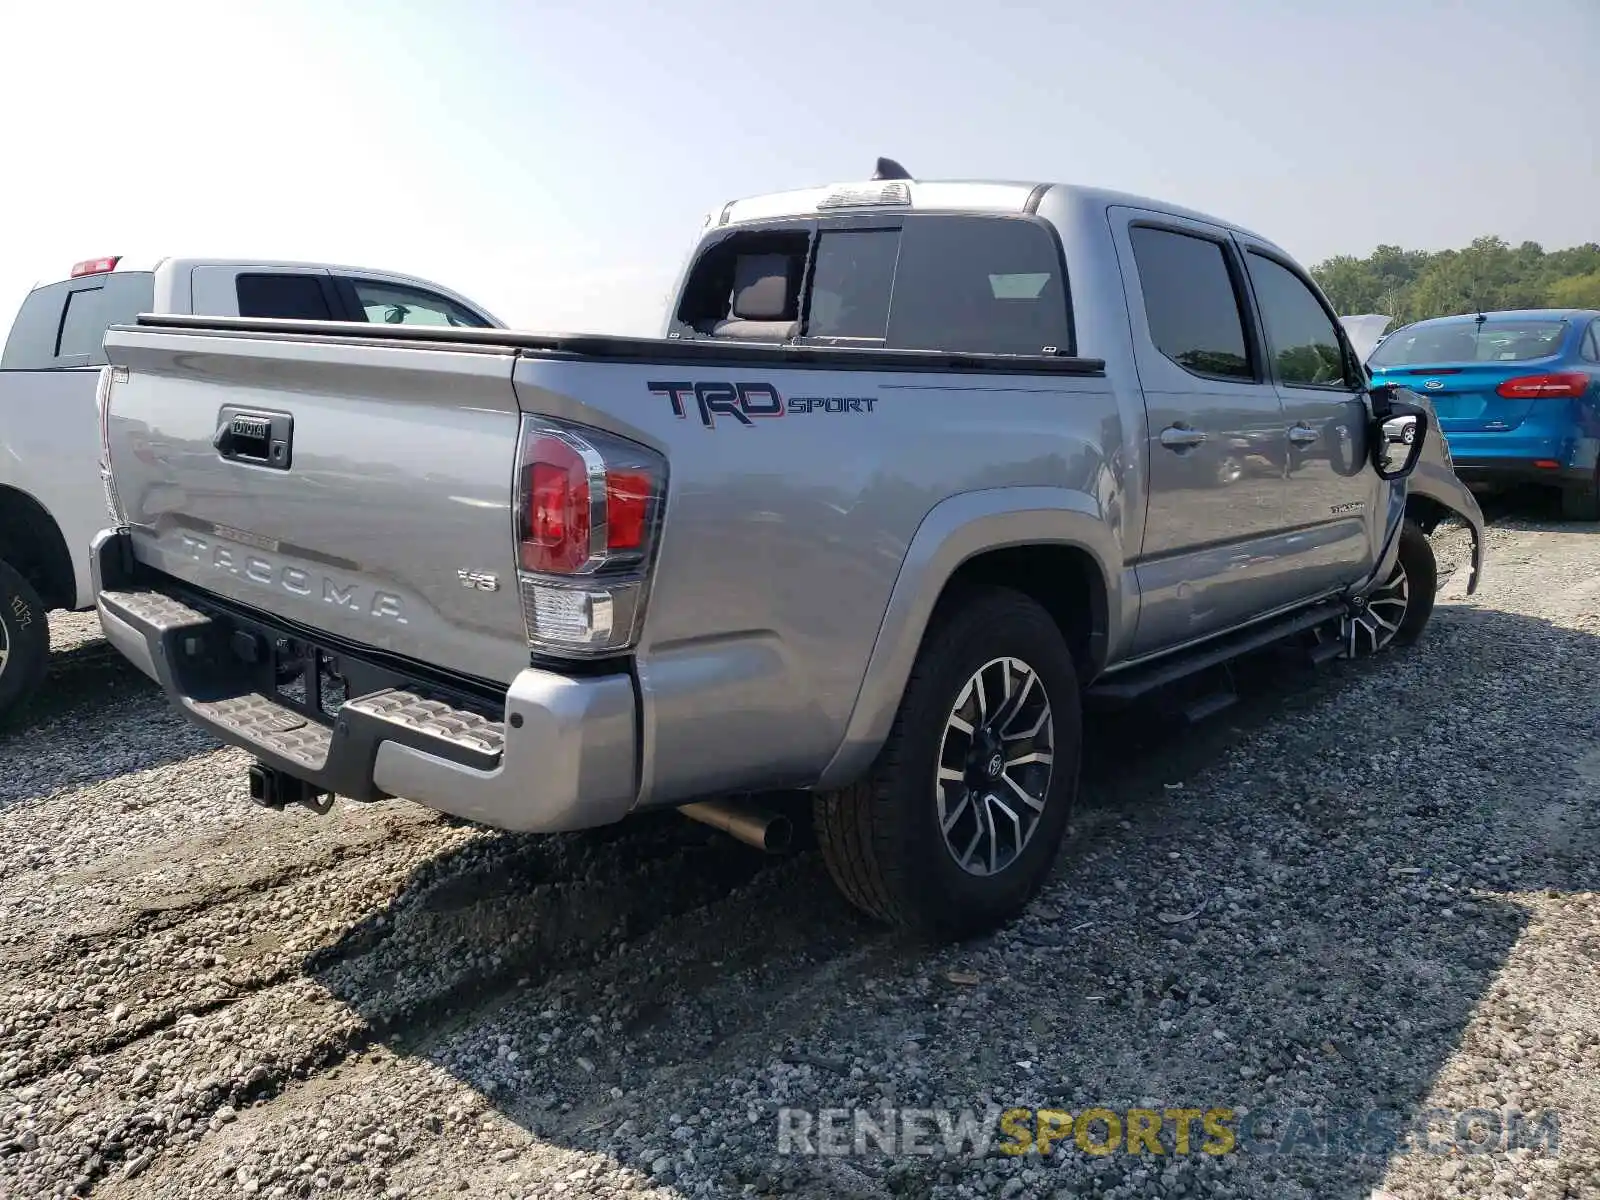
[122,313,1108,377]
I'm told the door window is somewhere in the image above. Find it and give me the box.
[1127,226,1254,381]
[1245,252,1354,388]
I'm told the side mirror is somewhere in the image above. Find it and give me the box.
[1368,384,1429,481]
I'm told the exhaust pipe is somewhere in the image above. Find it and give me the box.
[679,798,793,854]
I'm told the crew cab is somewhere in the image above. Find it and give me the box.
[0,256,501,716]
[90,164,1486,936]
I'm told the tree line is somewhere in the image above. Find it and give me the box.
[1311,236,1600,326]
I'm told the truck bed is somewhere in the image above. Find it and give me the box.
[99,313,1124,816]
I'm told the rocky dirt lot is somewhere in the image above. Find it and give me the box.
[0,508,1596,1200]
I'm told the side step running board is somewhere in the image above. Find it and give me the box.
[1088,601,1344,705]
[1180,690,1238,724]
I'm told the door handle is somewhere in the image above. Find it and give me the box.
[1159,426,1207,450]
[1288,425,1320,446]
[213,406,294,470]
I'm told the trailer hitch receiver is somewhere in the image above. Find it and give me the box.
[247,761,334,815]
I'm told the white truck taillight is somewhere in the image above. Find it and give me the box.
[95,365,128,526]
[514,414,666,658]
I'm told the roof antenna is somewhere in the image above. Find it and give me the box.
[872,156,912,181]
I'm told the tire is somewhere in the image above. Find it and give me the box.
[813,586,1081,938]
[0,559,50,720]
[1347,518,1437,656]
[1559,468,1600,522]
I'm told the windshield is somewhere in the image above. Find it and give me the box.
[1369,319,1568,368]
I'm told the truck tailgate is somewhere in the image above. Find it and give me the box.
[101,326,530,684]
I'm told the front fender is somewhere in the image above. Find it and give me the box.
[1353,391,1486,599]
[1406,437,1487,597]
[814,486,1125,790]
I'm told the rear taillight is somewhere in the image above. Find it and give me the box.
[514,415,666,658]
[1495,372,1589,399]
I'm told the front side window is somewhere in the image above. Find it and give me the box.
[350,279,491,328]
[804,229,898,341]
[1245,252,1353,388]
[1128,226,1253,380]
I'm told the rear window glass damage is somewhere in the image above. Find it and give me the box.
[672,214,1073,357]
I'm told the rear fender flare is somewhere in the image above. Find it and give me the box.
[815,487,1124,790]
[0,484,79,611]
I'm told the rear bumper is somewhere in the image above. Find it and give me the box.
[91,529,639,834]
[1445,431,1599,489]
[1451,458,1594,489]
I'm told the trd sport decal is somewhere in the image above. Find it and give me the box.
[648,381,878,428]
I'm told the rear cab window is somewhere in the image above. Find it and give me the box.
[1,272,157,370]
[806,229,898,342]
[671,212,1073,357]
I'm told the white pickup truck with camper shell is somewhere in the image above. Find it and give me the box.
[0,255,501,717]
[90,161,1486,937]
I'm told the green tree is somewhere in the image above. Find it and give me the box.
[1311,237,1600,325]
[1548,271,1600,309]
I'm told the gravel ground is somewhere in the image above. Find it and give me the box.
[0,509,1596,1200]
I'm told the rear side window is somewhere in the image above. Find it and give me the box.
[348,279,491,328]
[236,274,334,320]
[1128,227,1253,380]
[887,215,1070,355]
[1583,321,1600,363]
[0,272,156,370]
[805,229,899,341]
[1244,251,1353,388]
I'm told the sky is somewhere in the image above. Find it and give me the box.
[1,0,1596,337]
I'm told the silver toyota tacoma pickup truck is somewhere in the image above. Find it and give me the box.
[91,163,1486,937]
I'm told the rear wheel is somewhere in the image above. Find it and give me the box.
[0,559,50,720]
[1345,518,1437,656]
[813,587,1081,938]
[1559,467,1600,522]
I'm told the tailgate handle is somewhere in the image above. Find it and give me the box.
[214,406,293,470]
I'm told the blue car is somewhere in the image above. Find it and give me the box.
[1367,308,1600,520]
